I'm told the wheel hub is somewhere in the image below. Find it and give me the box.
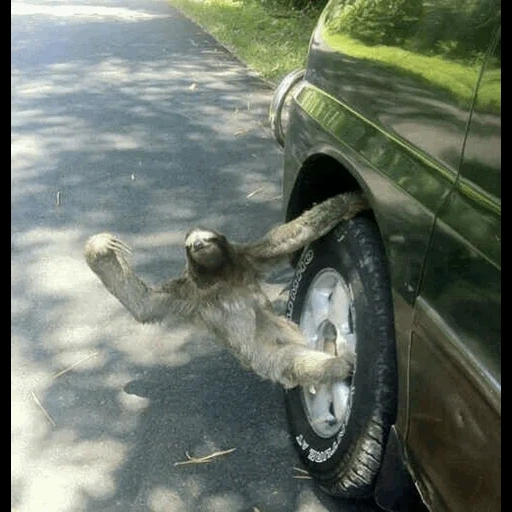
[299,269,356,438]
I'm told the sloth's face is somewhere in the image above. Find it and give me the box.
[185,228,227,269]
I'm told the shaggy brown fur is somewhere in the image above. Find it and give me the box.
[84,192,368,388]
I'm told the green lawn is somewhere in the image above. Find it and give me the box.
[169,0,320,83]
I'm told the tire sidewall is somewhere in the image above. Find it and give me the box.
[285,217,396,479]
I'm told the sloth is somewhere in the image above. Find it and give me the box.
[84,192,368,390]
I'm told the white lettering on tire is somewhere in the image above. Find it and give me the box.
[295,427,348,462]
[286,249,314,319]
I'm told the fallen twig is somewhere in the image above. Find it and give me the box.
[174,447,236,466]
[246,187,263,198]
[292,466,312,479]
[30,391,56,427]
[234,128,251,137]
[52,352,98,379]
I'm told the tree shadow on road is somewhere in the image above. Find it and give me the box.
[14,0,476,509]
[11,0,364,510]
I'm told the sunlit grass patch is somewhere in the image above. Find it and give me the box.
[169,0,320,82]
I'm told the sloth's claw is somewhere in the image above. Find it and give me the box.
[108,238,131,255]
[85,233,131,264]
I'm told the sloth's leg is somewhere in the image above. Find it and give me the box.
[243,192,368,268]
[249,340,355,389]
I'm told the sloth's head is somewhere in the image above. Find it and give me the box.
[185,228,233,277]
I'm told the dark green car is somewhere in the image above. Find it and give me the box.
[269,1,500,510]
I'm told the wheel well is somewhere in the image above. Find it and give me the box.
[285,154,379,266]
[286,154,373,223]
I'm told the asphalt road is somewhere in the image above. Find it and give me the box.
[11,0,383,510]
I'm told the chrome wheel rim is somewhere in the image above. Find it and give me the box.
[299,268,356,438]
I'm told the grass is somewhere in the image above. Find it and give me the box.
[169,0,321,83]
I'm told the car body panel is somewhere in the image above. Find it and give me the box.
[408,34,501,510]
[409,298,500,512]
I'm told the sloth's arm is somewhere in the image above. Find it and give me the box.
[84,233,193,324]
[242,192,368,267]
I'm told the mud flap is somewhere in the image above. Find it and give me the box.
[374,427,428,512]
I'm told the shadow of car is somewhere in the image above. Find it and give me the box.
[269,1,500,511]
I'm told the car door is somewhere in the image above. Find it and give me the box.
[407,29,501,512]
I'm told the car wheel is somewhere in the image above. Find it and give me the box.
[285,215,397,498]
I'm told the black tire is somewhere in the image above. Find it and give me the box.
[285,216,397,498]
